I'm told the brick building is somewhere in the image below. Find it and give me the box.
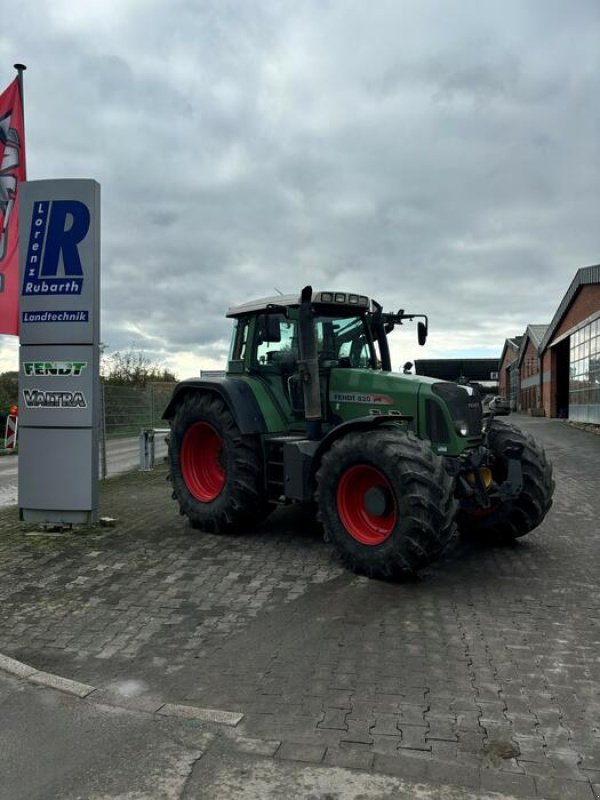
[538,265,600,421]
[518,325,548,412]
[498,337,522,410]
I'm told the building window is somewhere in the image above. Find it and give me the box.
[569,318,600,423]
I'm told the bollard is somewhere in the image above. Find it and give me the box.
[4,414,18,450]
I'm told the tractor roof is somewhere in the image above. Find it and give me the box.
[226,290,372,318]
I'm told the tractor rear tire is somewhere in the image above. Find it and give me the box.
[457,419,554,542]
[316,429,457,579]
[168,392,269,532]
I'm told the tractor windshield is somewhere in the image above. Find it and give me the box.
[314,314,376,369]
[250,311,376,371]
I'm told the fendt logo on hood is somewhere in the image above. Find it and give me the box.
[331,392,394,405]
[22,200,90,296]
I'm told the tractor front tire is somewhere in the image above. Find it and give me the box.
[168,392,269,532]
[316,429,457,579]
[457,419,554,542]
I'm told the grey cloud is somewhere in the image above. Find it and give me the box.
[1,0,598,373]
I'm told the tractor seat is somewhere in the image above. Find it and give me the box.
[267,351,298,371]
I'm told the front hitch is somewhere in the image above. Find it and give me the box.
[498,440,524,500]
[453,439,524,510]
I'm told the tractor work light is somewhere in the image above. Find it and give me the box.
[316,291,370,308]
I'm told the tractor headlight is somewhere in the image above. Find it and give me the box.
[455,420,469,437]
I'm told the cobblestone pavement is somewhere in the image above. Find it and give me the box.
[1,416,599,799]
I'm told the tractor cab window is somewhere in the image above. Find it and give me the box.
[254,313,298,371]
[315,315,375,369]
[229,318,250,361]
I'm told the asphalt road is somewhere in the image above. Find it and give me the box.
[0,433,169,508]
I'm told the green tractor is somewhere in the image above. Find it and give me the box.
[164,286,554,579]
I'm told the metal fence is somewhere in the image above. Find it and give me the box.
[102,383,174,438]
[98,382,174,478]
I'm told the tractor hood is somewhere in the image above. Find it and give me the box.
[328,369,483,454]
[328,368,431,422]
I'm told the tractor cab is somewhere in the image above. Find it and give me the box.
[226,288,428,433]
[226,291,374,426]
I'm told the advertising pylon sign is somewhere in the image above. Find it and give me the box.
[18,179,100,524]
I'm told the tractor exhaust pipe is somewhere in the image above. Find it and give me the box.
[298,285,322,440]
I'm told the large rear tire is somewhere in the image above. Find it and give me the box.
[316,429,457,579]
[168,392,269,532]
[457,419,554,542]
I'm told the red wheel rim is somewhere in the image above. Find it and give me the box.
[181,422,225,502]
[336,464,396,545]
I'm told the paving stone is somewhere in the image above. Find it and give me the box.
[276,741,327,763]
[397,726,431,752]
[457,732,486,754]
[398,705,427,726]
[347,699,374,720]
[324,746,374,771]
[317,707,348,731]
[580,755,600,771]
[373,753,429,781]
[231,737,281,757]
[515,736,547,763]
[340,720,373,745]
[480,767,536,797]
[534,777,596,800]
[369,713,401,737]
[545,751,590,781]
[426,760,481,790]
[430,740,458,761]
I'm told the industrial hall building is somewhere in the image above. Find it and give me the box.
[498,264,600,423]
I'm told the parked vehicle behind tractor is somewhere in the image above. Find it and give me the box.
[164,286,554,579]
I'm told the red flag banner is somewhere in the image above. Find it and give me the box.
[0,77,26,336]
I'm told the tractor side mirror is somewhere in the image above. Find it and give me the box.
[257,314,281,343]
[418,321,427,346]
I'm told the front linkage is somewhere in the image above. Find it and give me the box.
[451,410,554,541]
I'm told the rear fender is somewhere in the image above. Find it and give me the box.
[162,378,267,435]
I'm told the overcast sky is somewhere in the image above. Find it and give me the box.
[1,0,599,376]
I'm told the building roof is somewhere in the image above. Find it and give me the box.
[527,325,548,346]
[517,324,549,367]
[539,264,600,353]
[499,336,523,369]
[414,358,499,382]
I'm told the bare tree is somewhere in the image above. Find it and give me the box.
[102,350,177,386]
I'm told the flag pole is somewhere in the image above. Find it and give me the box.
[13,63,26,178]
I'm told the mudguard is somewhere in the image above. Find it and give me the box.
[162,378,267,435]
[311,413,412,480]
